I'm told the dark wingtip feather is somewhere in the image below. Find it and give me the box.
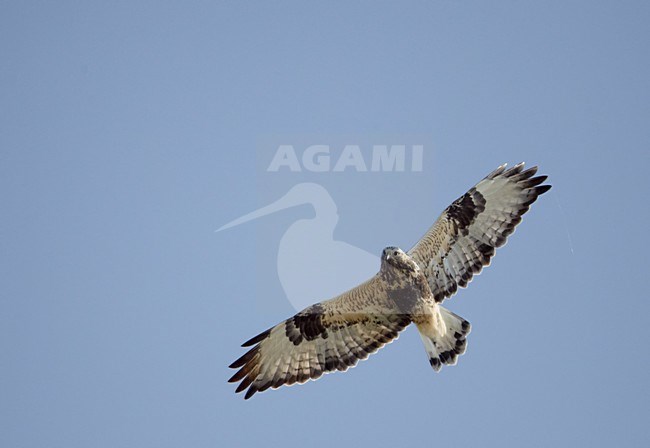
[535,184,552,195]
[235,374,255,394]
[229,355,258,382]
[521,175,548,188]
[241,327,272,347]
[521,165,538,177]
[487,163,508,179]
[504,162,525,177]
[229,358,243,369]
[244,385,258,400]
[229,346,259,369]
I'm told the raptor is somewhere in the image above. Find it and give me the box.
[228,163,551,399]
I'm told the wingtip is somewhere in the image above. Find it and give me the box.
[519,165,538,178]
[504,162,525,177]
[229,345,261,369]
[228,369,244,382]
[241,327,272,347]
[488,163,508,179]
[244,386,258,400]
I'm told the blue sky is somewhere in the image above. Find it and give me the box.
[1,1,649,447]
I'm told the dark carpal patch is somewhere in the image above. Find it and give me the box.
[446,187,486,231]
[286,303,328,345]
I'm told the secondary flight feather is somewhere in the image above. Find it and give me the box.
[228,162,550,399]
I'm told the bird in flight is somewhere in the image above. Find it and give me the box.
[229,163,551,399]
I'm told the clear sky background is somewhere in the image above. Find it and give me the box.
[1,1,649,447]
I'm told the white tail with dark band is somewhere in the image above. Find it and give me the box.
[417,306,471,372]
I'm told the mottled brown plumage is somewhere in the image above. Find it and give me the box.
[409,163,550,302]
[229,163,550,399]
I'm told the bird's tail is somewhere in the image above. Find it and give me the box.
[416,306,471,372]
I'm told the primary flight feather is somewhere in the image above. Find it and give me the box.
[229,162,550,399]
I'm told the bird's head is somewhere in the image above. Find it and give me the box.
[380,247,431,305]
[381,246,419,275]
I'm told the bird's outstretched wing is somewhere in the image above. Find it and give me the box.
[408,163,551,303]
[228,278,411,399]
